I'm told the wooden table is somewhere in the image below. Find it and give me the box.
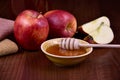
[0,47,120,80]
[0,48,120,80]
[0,0,120,80]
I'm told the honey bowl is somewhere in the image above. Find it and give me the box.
[41,38,93,66]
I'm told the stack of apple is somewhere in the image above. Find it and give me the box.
[14,10,77,50]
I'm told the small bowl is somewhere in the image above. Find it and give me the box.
[41,38,93,66]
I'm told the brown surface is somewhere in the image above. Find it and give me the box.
[0,0,120,80]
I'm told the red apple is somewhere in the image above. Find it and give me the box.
[14,10,49,50]
[44,10,77,38]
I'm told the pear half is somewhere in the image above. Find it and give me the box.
[78,16,114,44]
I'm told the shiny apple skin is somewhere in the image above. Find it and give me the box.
[14,10,49,50]
[44,10,77,38]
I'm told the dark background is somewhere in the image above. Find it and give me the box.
[0,0,120,43]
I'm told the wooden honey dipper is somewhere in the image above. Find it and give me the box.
[59,38,120,50]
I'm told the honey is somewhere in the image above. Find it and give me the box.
[46,44,87,56]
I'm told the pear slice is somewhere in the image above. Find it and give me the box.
[78,16,114,44]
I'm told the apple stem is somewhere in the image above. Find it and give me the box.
[40,12,42,14]
[37,12,43,18]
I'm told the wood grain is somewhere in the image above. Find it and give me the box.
[0,49,120,80]
[0,0,120,80]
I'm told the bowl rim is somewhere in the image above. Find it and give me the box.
[41,38,93,58]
